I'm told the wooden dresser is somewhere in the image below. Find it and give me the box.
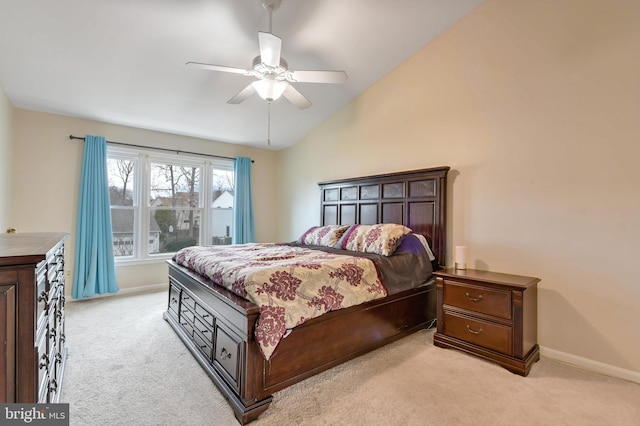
[433,268,539,376]
[0,232,68,403]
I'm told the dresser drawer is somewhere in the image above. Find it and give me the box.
[179,317,195,338]
[194,316,213,343]
[36,266,48,332]
[443,280,512,320]
[180,304,196,325]
[181,292,196,310]
[36,334,48,403]
[168,284,180,317]
[214,326,241,387]
[194,303,215,328]
[443,311,513,356]
[192,329,213,359]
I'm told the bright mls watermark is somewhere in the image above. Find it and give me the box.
[1,404,69,425]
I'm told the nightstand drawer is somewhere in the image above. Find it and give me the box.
[443,311,513,356]
[443,280,512,320]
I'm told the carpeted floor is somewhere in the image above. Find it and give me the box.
[60,290,640,425]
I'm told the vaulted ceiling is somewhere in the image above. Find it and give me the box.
[0,0,484,149]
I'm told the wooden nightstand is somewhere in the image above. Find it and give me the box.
[433,268,540,376]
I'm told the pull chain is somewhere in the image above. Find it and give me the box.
[267,102,271,146]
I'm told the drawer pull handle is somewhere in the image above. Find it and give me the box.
[220,347,232,360]
[38,290,48,303]
[39,353,49,369]
[465,292,483,302]
[170,297,178,305]
[466,325,483,335]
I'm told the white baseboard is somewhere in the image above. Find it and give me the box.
[117,283,167,295]
[540,346,640,385]
[66,283,167,302]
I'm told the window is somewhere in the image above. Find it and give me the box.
[108,155,138,257]
[149,160,202,254]
[107,147,234,262]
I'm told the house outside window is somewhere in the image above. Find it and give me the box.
[107,147,234,262]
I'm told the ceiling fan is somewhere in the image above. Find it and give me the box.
[186,0,347,110]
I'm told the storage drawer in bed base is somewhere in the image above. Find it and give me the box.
[168,276,246,394]
[163,306,271,425]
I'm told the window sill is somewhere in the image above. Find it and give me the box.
[115,255,173,267]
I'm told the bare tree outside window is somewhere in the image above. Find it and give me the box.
[212,170,234,201]
[108,158,137,256]
[108,159,135,206]
[150,162,201,253]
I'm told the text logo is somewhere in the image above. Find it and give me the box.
[1,404,69,425]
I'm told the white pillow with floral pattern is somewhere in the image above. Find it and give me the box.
[297,225,350,247]
[341,224,412,256]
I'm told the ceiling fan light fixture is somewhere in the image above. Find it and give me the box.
[187,0,347,112]
[252,80,287,102]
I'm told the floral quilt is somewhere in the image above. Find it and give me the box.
[173,243,387,360]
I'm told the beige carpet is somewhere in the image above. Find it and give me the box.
[61,290,640,425]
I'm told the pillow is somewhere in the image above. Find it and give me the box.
[395,233,426,255]
[297,225,350,247]
[341,224,412,256]
[412,233,436,261]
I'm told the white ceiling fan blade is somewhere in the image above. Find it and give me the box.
[282,83,311,109]
[227,84,257,104]
[258,32,282,68]
[186,62,250,75]
[287,70,348,84]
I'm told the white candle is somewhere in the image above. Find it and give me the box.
[455,245,467,269]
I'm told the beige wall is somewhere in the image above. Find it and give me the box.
[11,109,279,294]
[278,0,640,377]
[0,82,13,228]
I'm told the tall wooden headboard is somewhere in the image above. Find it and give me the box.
[318,166,450,267]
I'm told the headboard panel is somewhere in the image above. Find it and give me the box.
[318,166,449,267]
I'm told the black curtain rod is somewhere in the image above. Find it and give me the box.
[68,135,253,163]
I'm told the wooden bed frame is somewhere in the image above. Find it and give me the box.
[163,166,449,424]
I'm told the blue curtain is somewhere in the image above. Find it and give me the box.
[72,135,118,299]
[232,157,256,244]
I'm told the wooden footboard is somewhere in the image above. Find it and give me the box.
[164,260,436,424]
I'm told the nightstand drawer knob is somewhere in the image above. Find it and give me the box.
[465,292,483,302]
[466,324,483,335]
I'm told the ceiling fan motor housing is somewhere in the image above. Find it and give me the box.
[252,55,288,81]
[261,0,282,12]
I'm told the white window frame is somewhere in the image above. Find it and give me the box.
[107,146,234,265]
